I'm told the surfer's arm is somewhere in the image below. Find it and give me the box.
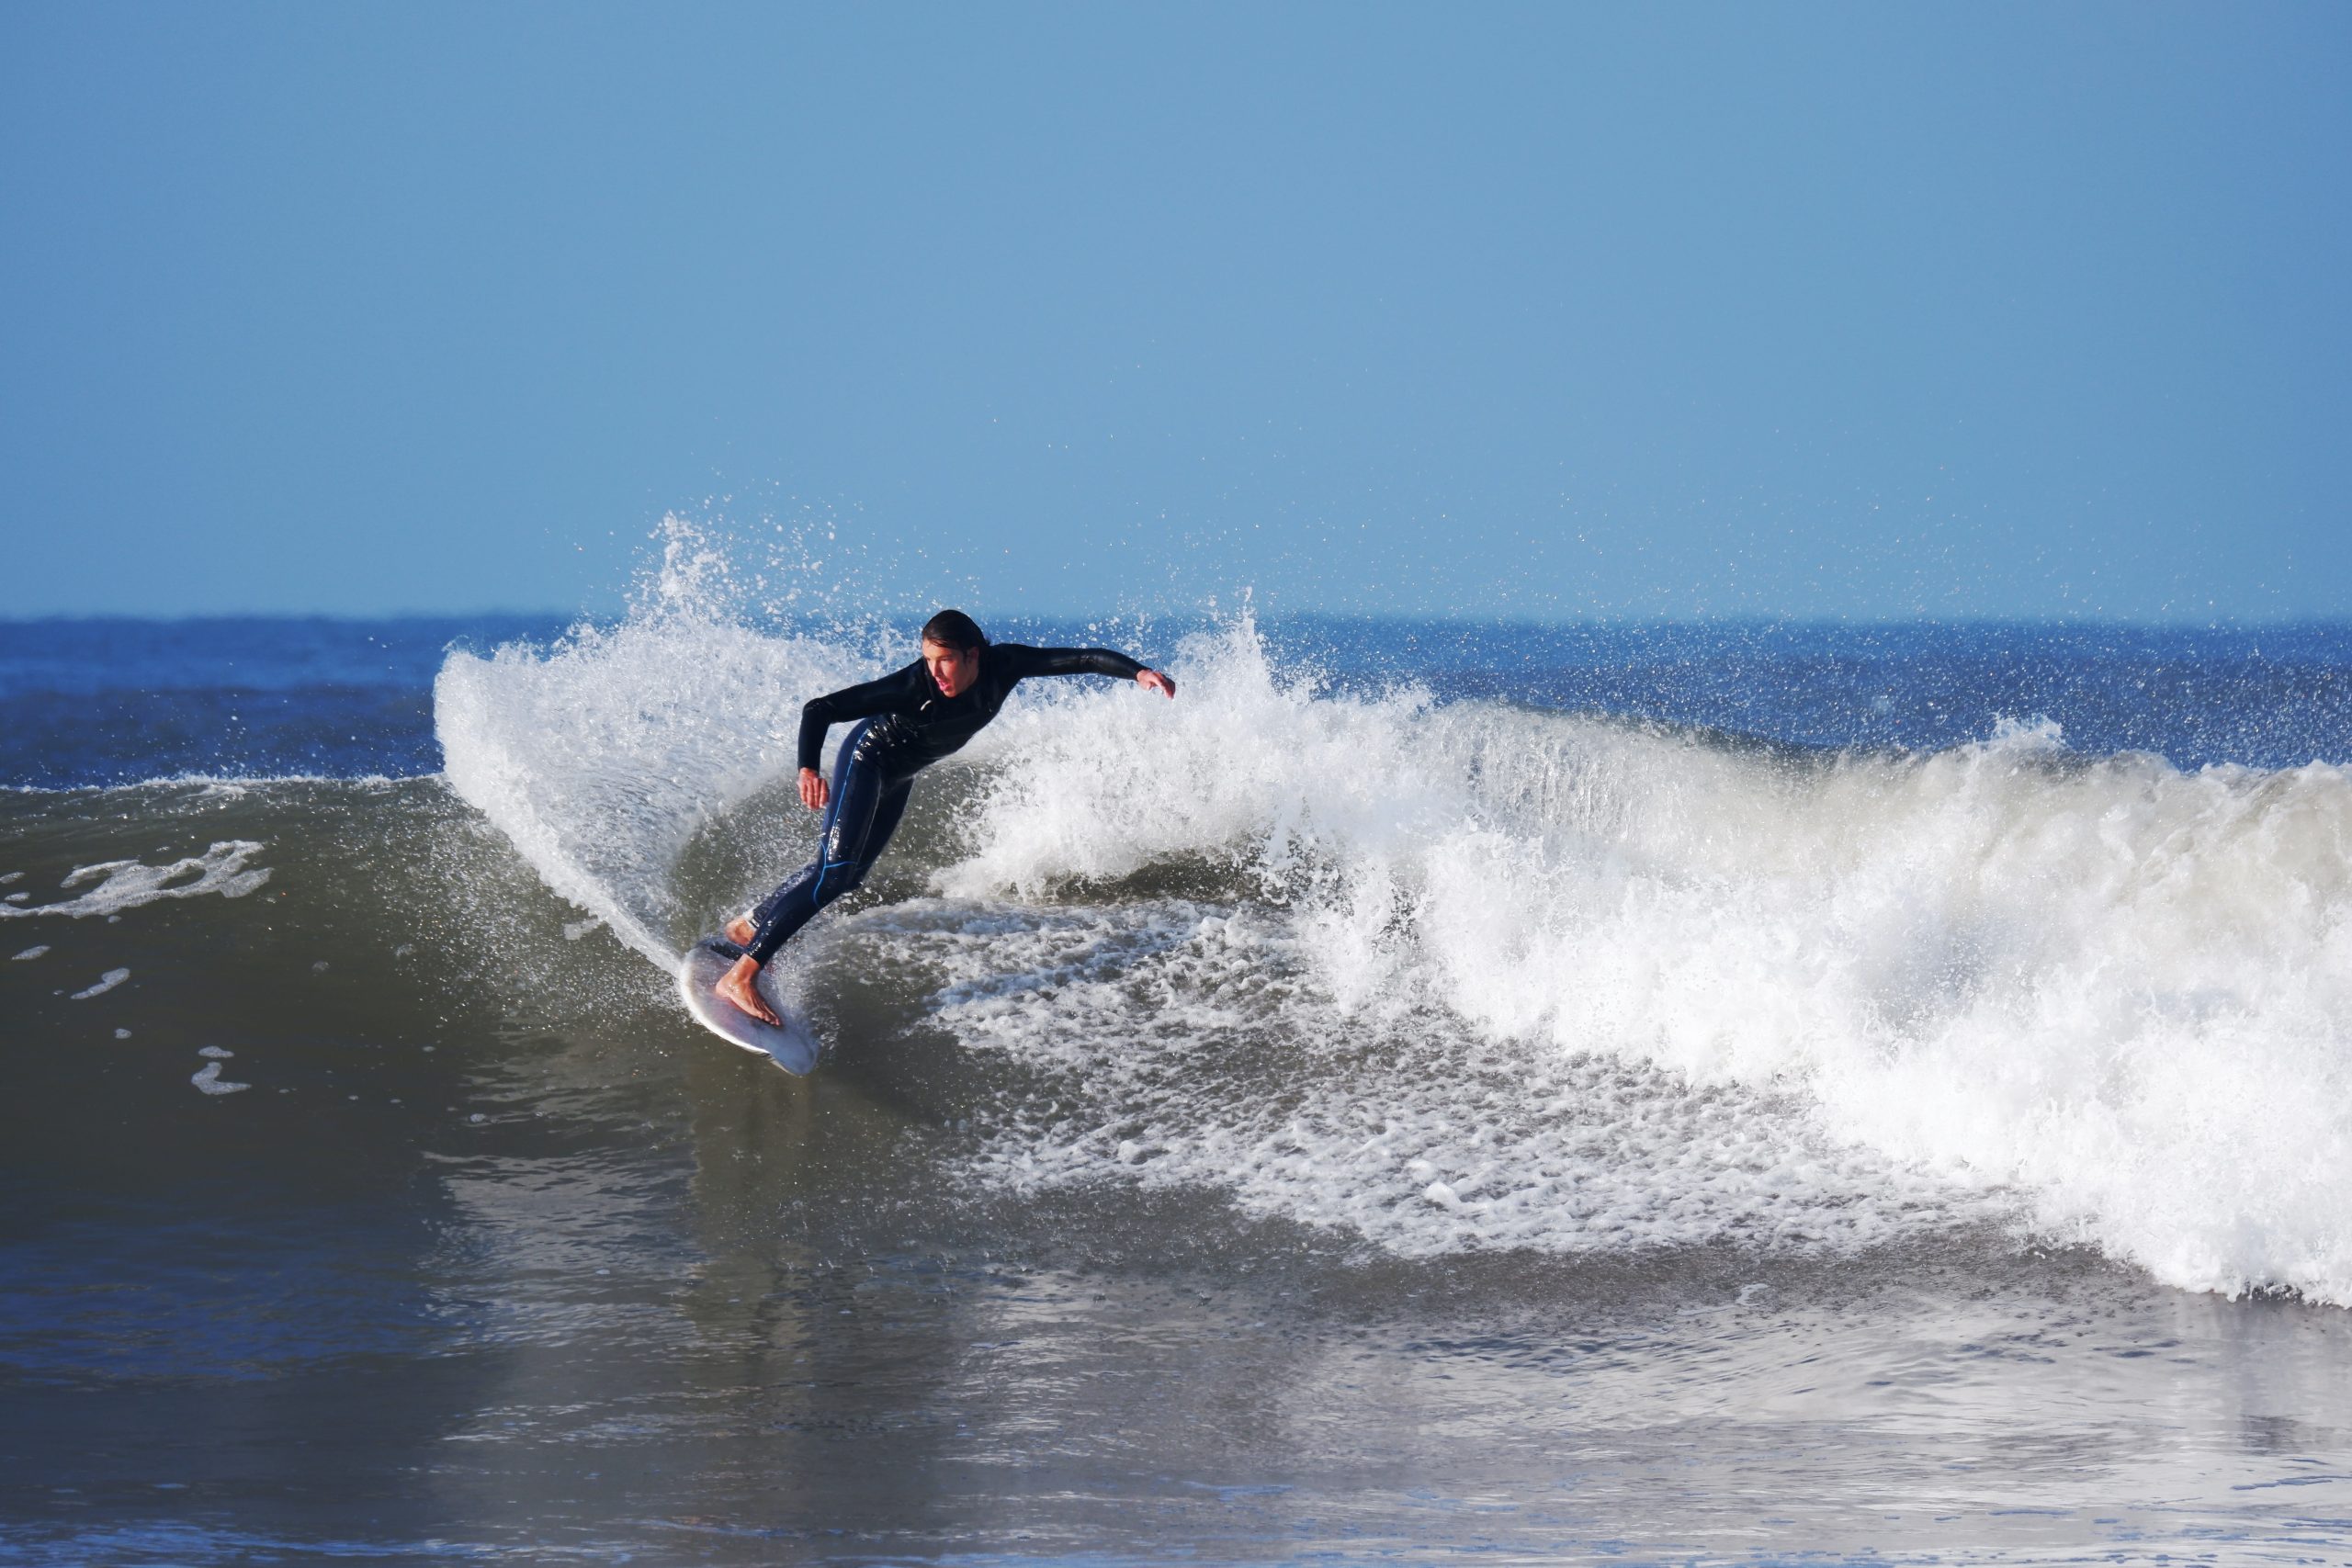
[998,644,1175,697]
[796,665,922,773]
[794,665,923,811]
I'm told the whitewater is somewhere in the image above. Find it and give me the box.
[430,596,2352,1309]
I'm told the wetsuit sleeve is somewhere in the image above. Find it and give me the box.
[993,644,1148,682]
[797,663,922,773]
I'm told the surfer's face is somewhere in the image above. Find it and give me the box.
[922,639,979,699]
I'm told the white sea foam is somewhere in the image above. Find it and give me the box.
[190,1061,251,1095]
[436,590,2352,1304]
[859,897,2000,1256]
[71,968,130,999]
[0,841,272,919]
[11,945,47,961]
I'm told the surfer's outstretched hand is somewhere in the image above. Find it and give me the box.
[798,766,829,812]
[717,954,782,1026]
[1138,668,1176,699]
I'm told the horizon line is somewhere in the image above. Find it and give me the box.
[6,608,2352,631]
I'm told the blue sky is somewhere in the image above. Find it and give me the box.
[4,2,2346,621]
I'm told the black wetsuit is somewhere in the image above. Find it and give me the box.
[743,644,1148,964]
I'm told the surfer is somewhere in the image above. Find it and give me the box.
[714,610,1177,1024]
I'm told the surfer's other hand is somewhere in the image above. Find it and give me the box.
[718,954,782,1026]
[798,767,829,811]
[1138,668,1176,699]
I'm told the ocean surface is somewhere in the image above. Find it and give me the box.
[6,599,2352,1564]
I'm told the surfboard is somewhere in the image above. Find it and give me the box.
[677,938,821,1076]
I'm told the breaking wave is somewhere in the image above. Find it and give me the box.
[432,576,2352,1303]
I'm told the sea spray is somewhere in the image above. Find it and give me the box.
[435,615,876,964]
[432,514,940,966]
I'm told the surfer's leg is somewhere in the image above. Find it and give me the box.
[742,724,912,965]
[740,861,820,951]
[830,773,912,888]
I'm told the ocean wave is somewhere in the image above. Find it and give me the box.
[433,598,2352,1304]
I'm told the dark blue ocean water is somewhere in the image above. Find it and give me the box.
[8,615,2352,790]
[0,616,566,788]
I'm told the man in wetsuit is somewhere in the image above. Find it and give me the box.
[716,609,1176,1024]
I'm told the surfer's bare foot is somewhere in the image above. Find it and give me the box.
[724,914,755,947]
[716,954,781,1026]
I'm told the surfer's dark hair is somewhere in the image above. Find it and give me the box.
[920,609,989,652]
